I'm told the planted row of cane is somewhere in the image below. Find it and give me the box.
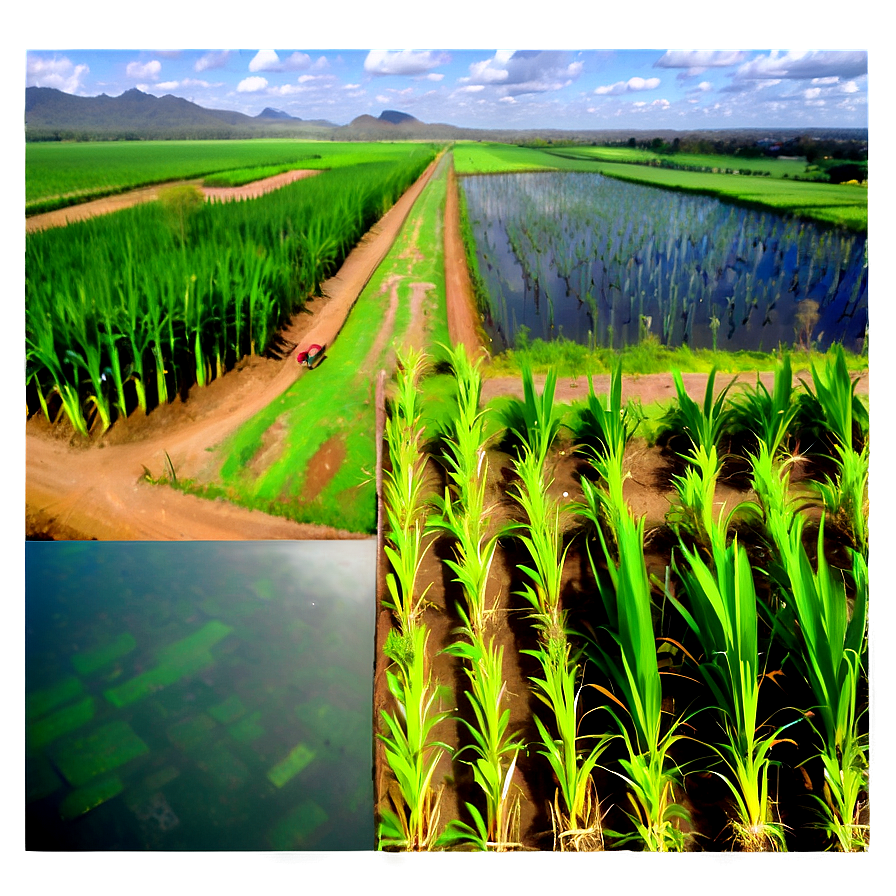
[377,345,868,851]
[26,152,435,436]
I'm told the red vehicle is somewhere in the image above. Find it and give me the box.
[296,344,325,369]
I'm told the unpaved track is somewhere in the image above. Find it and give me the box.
[443,158,486,357]
[26,158,442,540]
[26,169,321,234]
[481,368,870,406]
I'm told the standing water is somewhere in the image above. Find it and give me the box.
[463,171,868,353]
[25,540,376,850]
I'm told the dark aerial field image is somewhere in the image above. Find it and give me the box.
[20,8,884,891]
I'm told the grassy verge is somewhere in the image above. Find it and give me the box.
[173,157,451,532]
[483,336,868,378]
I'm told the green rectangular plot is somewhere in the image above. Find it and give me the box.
[28,697,95,750]
[104,649,215,708]
[71,632,138,677]
[104,621,234,709]
[59,775,124,821]
[26,675,85,721]
[228,711,264,744]
[50,721,150,789]
[156,620,233,664]
[267,799,329,849]
[209,694,246,724]
[266,742,315,789]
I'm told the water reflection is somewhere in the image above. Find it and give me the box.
[25,540,376,851]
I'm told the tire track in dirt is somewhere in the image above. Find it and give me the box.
[26,157,443,540]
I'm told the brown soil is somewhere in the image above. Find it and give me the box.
[443,158,487,359]
[26,159,441,540]
[26,169,321,234]
[302,436,347,503]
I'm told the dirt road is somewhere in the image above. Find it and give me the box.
[26,169,321,234]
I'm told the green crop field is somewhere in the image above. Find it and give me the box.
[26,139,443,211]
[25,145,437,438]
[452,144,866,232]
[545,145,812,179]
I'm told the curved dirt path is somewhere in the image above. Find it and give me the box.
[26,158,442,540]
[26,169,321,234]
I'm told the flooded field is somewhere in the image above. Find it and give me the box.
[25,540,376,851]
[462,171,868,353]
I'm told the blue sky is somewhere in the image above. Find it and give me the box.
[24,47,868,131]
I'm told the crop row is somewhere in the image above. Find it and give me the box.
[25,139,441,208]
[376,344,868,851]
[25,149,436,436]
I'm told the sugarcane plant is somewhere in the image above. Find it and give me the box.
[426,343,524,850]
[668,517,797,851]
[572,361,641,533]
[382,347,434,634]
[664,368,738,546]
[579,488,692,851]
[378,624,455,851]
[798,344,869,556]
[766,514,869,851]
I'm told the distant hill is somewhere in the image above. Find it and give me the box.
[255,107,296,121]
[378,110,419,125]
[25,86,338,140]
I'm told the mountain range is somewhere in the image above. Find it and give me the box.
[24,85,869,147]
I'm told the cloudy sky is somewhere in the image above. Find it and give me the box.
[24,47,868,131]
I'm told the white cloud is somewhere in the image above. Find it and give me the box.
[463,50,582,96]
[804,87,822,99]
[237,76,268,93]
[654,50,747,75]
[697,81,712,92]
[364,50,450,76]
[126,60,161,80]
[249,50,313,73]
[156,81,179,91]
[26,54,89,93]
[422,73,444,81]
[734,50,867,81]
[595,76,660,96]
[154,77,215,92]
[500,96,516,104]
[195,51,230,72]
